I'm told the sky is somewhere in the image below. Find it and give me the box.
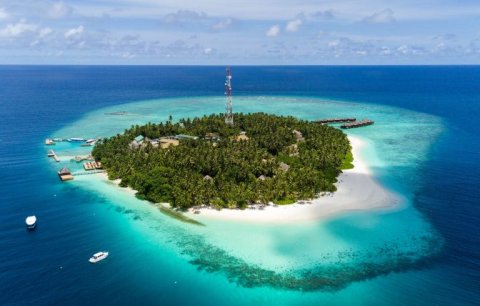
[0,0,479,64]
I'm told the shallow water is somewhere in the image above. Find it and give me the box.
[50,96,444,289]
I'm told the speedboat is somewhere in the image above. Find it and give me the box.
[25,215,37,230]
[89,251,109,263]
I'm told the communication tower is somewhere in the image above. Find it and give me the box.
[225,67,233,125]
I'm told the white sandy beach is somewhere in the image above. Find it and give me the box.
[92,135,402,224]
[185,136,403,223]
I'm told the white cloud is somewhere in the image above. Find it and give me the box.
[162,10,208,24]
[121,52,135,59]
[49,2,74,19]
[204,47,213,54]
[0,8,9,20]
[64,25,84,39]
[266,25,280,37]
[39,27,53,38]
[362,8,396,24]
[311,10,335,20]
[212,18,233,31]
[0,19,38,38]
[286,18,303,32]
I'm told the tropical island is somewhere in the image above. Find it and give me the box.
[92,113,353,210]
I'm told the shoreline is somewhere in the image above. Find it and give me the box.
[184,135,403,223]
[94,135,403,224]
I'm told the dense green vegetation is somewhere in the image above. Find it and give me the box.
[92,113,352,210]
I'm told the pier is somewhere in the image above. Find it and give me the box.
[315,118,356,124]
[47,150,60,162]
[72,170,105,176]
[341,119,374,129]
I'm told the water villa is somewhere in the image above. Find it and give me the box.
[58,167,74,181]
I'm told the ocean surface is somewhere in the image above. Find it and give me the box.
[0,66,479,305]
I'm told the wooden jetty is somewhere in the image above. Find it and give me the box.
[315,118,356,124]
[341,119,374,129]
[72,170,105,176]
[58,167,74,181]
[47,150,60,162]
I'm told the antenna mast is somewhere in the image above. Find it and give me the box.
[225,67,233,125]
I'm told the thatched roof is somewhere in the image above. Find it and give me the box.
[203,175,213,181]
[257,175,267,181]
[58,167,71,175]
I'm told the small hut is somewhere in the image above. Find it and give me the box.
[58,167,74,181]
[203,175,213,182]
[279,162,290,172]
[257,175,267,181]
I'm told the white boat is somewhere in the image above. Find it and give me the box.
[89,251,109,263]
[45,139,55,145]
[85,138,96,144]
[25,215,37,230]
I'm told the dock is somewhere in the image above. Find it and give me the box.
[315,118,356,124]
[72,170,105,176]
[47,150,60,162]
[341,119,374,129]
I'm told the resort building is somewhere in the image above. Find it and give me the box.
[159,137,180,149]
[58,167,74,181]
[175,134,199,141]
[129,135,145,149]
[235,131,249,141]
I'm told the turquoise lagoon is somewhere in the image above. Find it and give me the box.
[49,96,444,301]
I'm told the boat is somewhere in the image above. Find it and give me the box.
[89,251,109,263]
[45,139,55,145]
[47,150,55,157]
[25,215,37,230]
[85,138,96,144]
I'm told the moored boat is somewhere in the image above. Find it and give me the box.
[25,215,37,230]
[89,251,109,263]
[45,139,55,145]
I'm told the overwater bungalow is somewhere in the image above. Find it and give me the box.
[58,167,74,181]
[45,139,55,145]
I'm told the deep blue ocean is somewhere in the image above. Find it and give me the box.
[0,66,479,305]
